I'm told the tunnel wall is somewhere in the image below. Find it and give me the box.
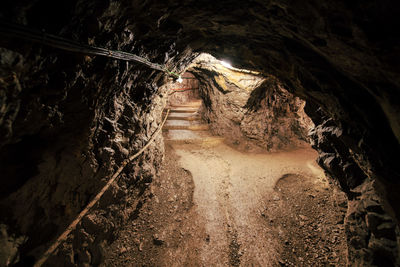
[0,0,400,266]
[167,72,200,105]
[0,0,192,265]
[190,55,312,152]
[178,2,400,265]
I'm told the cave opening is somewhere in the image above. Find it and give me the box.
[1,1,400,266]
[149,53,348,266]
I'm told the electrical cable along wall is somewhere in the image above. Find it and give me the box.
[0,20,181,79]
[0,19,182,267]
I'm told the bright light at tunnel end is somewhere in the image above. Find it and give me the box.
[221,60,233,68]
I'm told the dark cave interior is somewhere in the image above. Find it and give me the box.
[1,0,400,266]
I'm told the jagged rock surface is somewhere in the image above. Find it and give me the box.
[190,55,312,152]
[0,1,190,265]
[310,118,400,265]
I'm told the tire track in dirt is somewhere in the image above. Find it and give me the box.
[212,150,242,267]
[175,143,326,266]
[102,141,347,267]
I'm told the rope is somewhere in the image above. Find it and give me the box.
[0,20,179,77]
[34,109,170,267]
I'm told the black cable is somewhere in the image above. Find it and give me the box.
[0,20,180,76]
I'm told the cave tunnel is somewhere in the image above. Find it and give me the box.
[0,1,400,266]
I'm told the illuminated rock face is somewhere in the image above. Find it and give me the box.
[0,0,400,265]
[189,54,313,152]
[167,72,200,105]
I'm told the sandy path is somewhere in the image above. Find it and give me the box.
[102,140,347,267]
[102,100,346,266]
[174,142,325,266]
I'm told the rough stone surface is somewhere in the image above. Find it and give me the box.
[0,1,190,265]
[0,0,400,266]
[190,54,313,152]
[344,180,400,266]
[167,72,200,105]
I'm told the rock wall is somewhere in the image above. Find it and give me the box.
[178,2,400,265]
[190,54,312,152]
[0,0,190,265]
[167,72,200,106]
[310,116,400,266]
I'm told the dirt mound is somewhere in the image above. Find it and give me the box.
[263,173,347,266]
[101,144,205,266]
[102,140,348,266]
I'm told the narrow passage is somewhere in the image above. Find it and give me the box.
[102,101,347,267]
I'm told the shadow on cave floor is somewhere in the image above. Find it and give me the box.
[101,99,348,267]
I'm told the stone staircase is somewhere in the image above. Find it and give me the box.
[163,100,223,144]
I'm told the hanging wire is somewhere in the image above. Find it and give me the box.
[0,20,181,78]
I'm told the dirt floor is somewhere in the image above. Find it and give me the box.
[102,139,347,266]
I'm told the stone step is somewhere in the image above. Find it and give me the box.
[165,137,224,145]
[168,101,202,108]
[165,119,202,126]
[169,105,201,109]
[163,129,214,140]
[167,111,200,118]
[167,115,201,121]
[163,129,223,144]
[165,120,192,126]
[167,105,200,110]
[164,129,203,140]
[163,124,209,131]
[167,109,199,113]
[166,111,195,116]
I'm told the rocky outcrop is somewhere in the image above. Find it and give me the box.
[310,117,400,266]
[190,54,312,152]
